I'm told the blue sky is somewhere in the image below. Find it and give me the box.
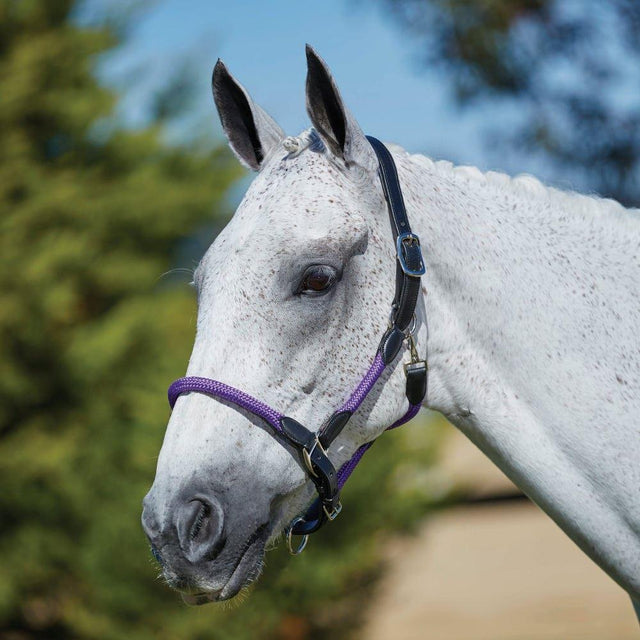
[73,0,640,203]
[79,0,506,170]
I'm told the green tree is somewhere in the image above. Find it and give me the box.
[0,3,444,638]
[0,1,239,636]
[376,0,640,206]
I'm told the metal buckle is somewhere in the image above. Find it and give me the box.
[302,448,318,477]
[396,233,426,277]
[302,436,325,478]
[323,500,342,521]
[286,518,309,555]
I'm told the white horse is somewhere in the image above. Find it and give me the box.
[142,47,640,616]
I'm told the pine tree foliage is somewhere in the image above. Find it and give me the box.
[0,1,239,636]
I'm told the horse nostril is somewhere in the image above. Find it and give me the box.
[190,501,210,540]
[176,495,226,563]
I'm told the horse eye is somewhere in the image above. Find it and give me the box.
[298,265,338,296]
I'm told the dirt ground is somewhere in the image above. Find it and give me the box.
[361,425,638,640]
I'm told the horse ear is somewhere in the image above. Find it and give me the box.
[305,45,377,172]
[212,60,285,171]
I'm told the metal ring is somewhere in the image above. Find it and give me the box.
[404,313,417,338]
[286,519,309,555]
[387,304,398,329]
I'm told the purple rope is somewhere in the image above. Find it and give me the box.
[168,377,283,433]
[337,442,373,489]
[168,357,422,493]
[338,352,386,413]
[387,402,421,431]
[167,351,387,437]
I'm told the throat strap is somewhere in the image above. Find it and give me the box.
[166,136,427,553]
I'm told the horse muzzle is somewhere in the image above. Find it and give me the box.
[141,486,269,602]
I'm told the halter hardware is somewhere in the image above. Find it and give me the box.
[287,519,309,555]
[404,335,428,408]
[323,500,342,521]
[406,333,420,362]
[167,136,428,557]
[396,233,426,277]
[302,435,326,478]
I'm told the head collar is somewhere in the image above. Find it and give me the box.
[167,136,427,554]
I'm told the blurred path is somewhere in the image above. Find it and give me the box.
[362,426,638,639]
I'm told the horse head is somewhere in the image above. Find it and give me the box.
[141,47,426,603]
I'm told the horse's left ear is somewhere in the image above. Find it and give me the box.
[213,60,285,171]
[305,45,377,173]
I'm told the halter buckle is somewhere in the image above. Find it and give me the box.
[396,233,426,277]
[302,436,326,478]
[323,500,342,521]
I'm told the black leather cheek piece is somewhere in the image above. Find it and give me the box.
[379,326,405,364]
[319,410,352,448]
[308,447,338,506]
[280,416,316,449]
[279,416,339,515]
[404,361,427,405]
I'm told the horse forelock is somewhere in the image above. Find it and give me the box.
[281,128,325,157]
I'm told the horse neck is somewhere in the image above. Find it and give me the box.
[393,147,640,474]
[398,155,556,421]
[393,148,640,599]
[395,150,639,423]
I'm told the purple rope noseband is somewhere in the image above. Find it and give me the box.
[167,351,420,492]
[168,377,283,433]
[166,136,427,553]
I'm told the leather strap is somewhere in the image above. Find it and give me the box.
[367,135,424,337]
[280,416,340,521]
[367,136,412,238]
[290,137,427,536]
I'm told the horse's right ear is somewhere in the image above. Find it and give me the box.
[212,60,285,171]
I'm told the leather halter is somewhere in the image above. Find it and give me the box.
[167,136,427,554]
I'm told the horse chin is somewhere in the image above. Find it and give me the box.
[178,531,268,605]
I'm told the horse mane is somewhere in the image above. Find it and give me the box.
[401,145,640,224]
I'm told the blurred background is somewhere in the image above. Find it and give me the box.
[1,1,639,639]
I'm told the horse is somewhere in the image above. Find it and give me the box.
[141,46,640,617]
